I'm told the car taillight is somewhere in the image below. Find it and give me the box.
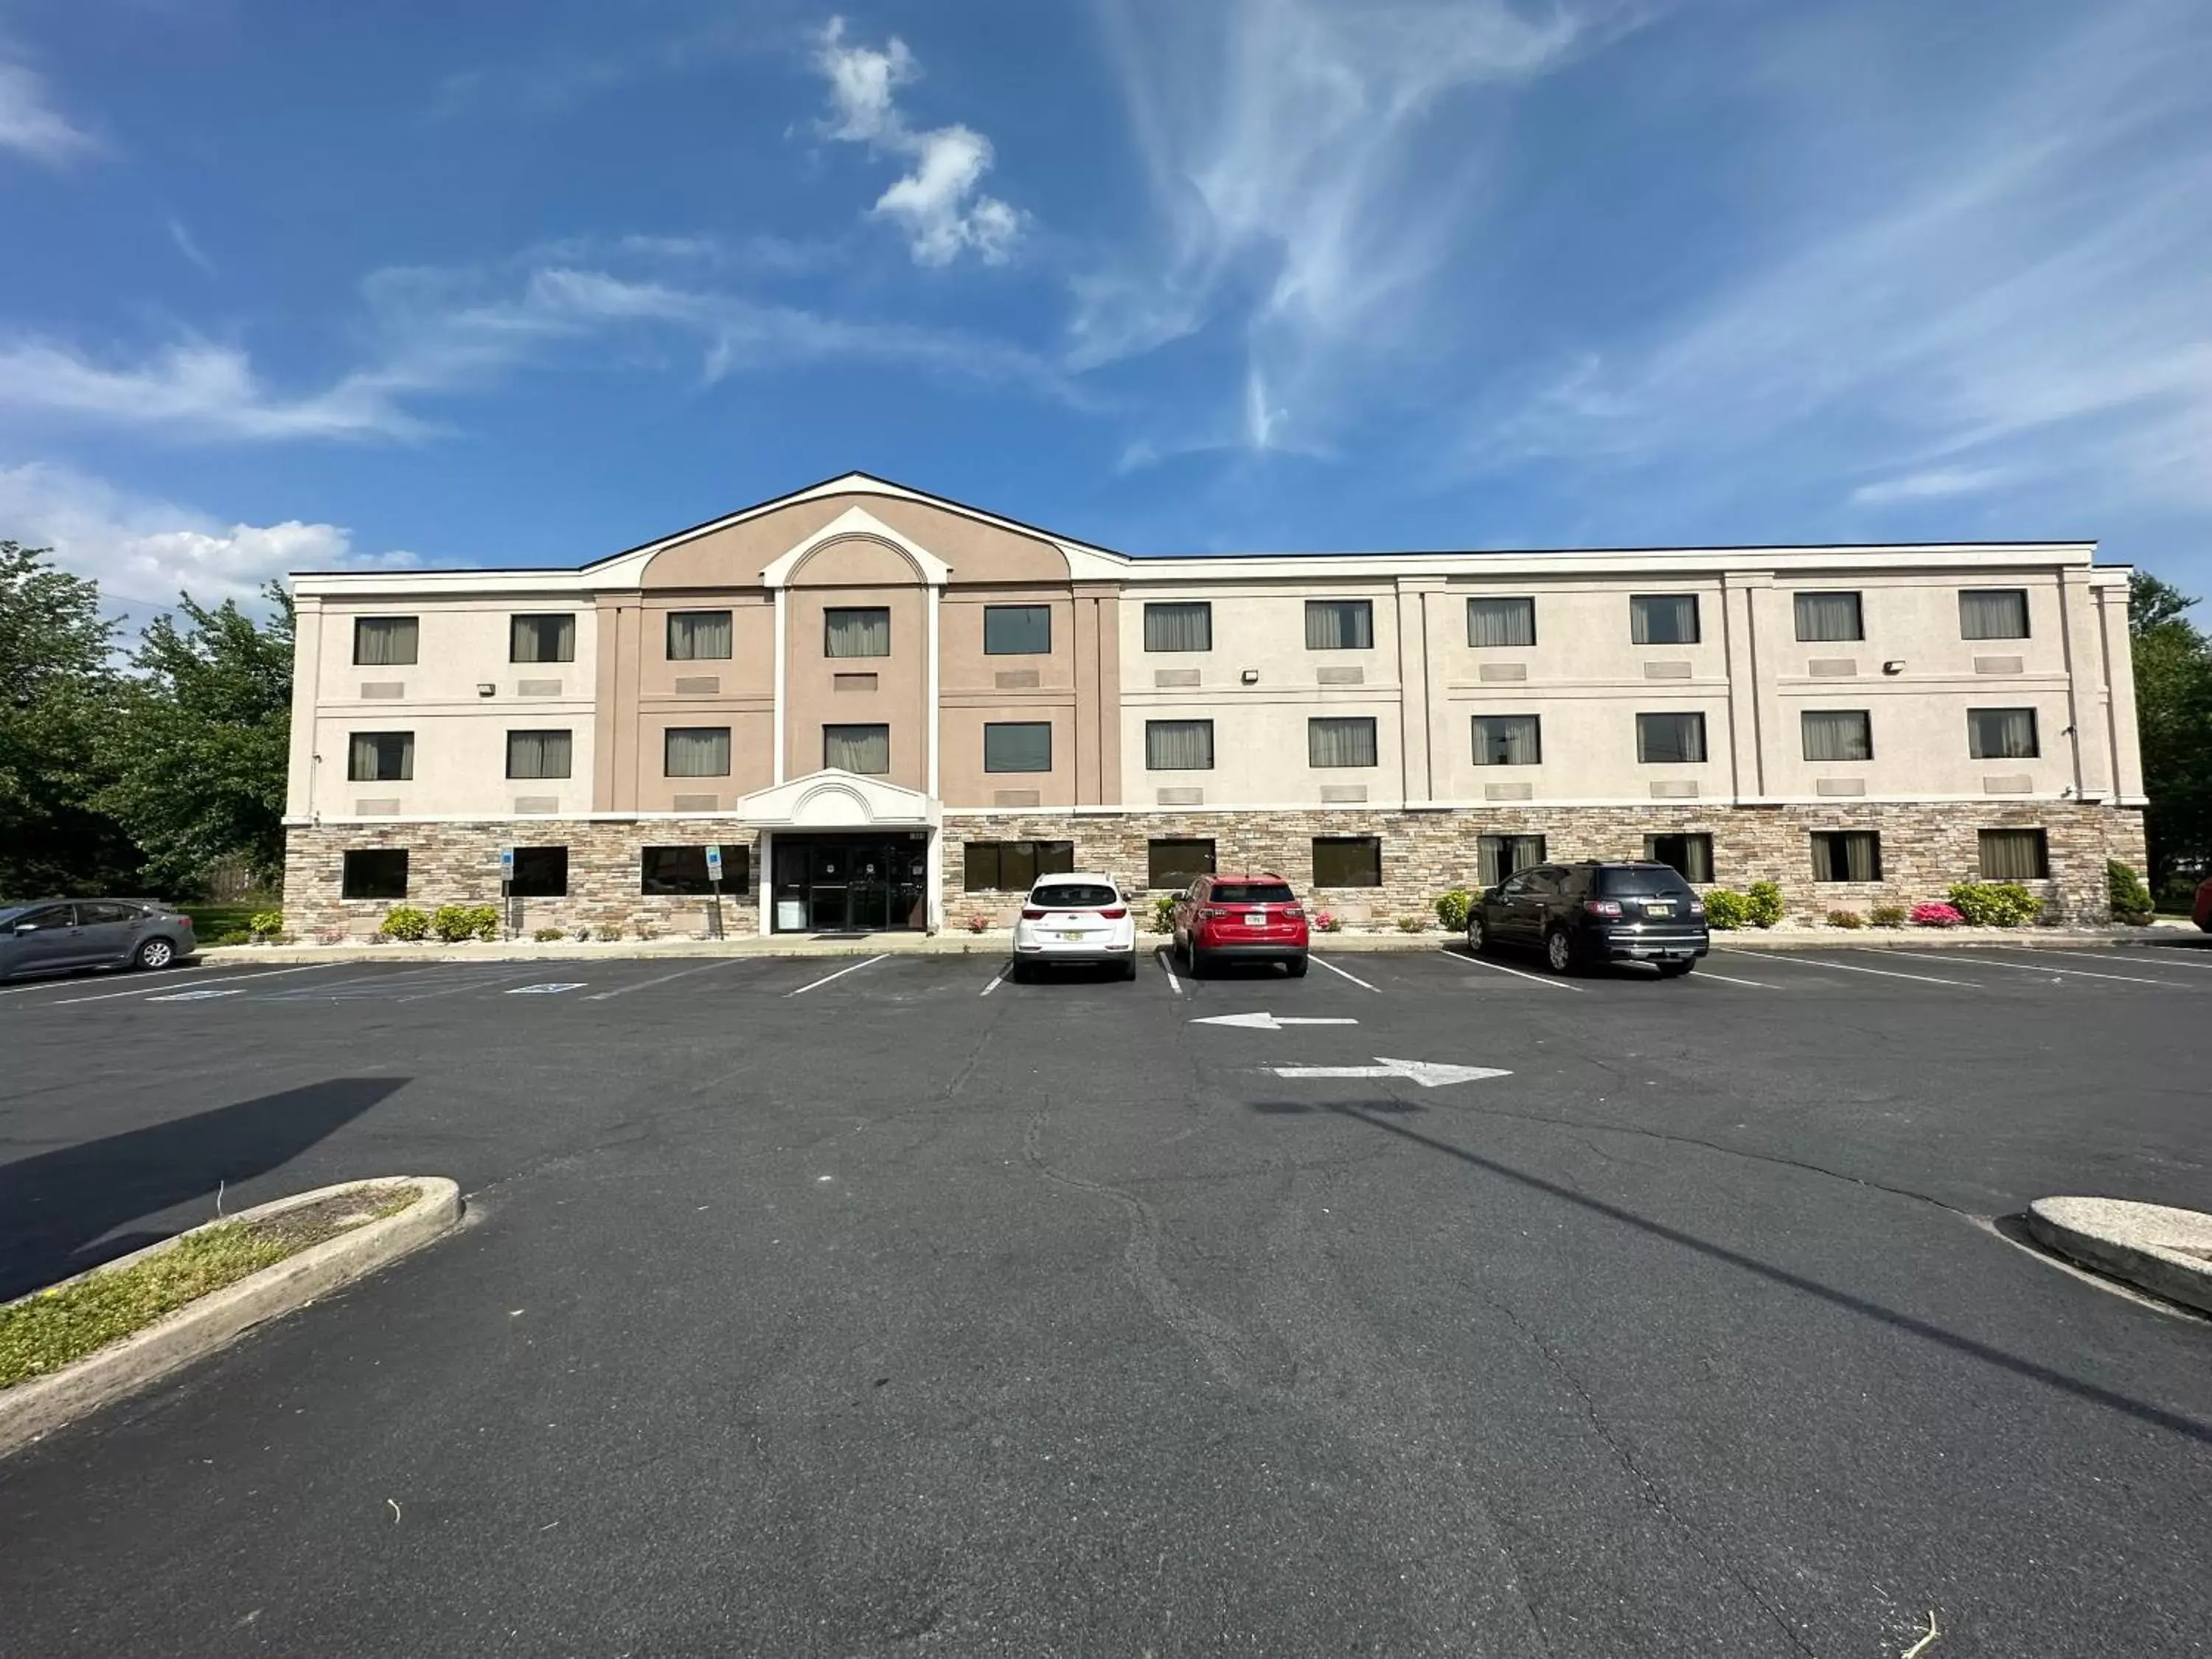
[1099,906,1127,919]
[1198,907,1228,920]
[1688,902,1705,917]
[1021,907,1046,920]
[178,916,195,928]
[1582,899,1623,917]
[1281,906,1304,920]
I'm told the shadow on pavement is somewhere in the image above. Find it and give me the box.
[0,1077,406,1301]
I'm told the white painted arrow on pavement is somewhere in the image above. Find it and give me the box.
[1192,1012,1359,1030]
[1270,1057,1512,1088]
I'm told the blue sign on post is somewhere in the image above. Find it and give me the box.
[499,846,515,880]
[706,845,723,880]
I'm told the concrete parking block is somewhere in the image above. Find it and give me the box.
[2027,1197,2212,1317]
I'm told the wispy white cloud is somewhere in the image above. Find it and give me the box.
[0,338,428,441]
[813,18,1026,267]
[167,216,217,277]
[0,58,97,165]
[1851,467,2010,507]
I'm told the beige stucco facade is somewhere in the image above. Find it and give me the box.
[281,473,2146,936]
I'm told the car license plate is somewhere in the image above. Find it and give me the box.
[1245,911,1265,925]
[1646,903,1672,917]
[1058,929,1083,940]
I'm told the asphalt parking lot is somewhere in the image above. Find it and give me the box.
[2,942,2209,1656]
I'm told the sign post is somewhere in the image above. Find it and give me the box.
[499,845,515,940]
[706,844,725,940]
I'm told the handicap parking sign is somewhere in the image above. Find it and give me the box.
[706,845,723,880]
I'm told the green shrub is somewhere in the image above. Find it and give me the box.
[1394,914,1427,933]
[1433,889,1472,932]
[467,905,499,941]
[1869,904,1907,928]
[532,926,565,942]
[431,904,478,943]
[212,928,253,946]
[2107,860,2154,925]
[378,905,431,942]
[594,925,623,942]
[1745,881,1785,928]
[247,909,284,941]
[1947,881,2041,928]
[1825,908,1865,929]
[1703,888,1750,930]
[1150,894,1178,935]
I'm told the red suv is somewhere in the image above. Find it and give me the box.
[1169,873,1310,977]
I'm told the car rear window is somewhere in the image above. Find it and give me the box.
[1596,867,1696,898]
[1032,883,1119,908]
[1210,882,1296,904]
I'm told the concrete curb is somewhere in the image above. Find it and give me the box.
[0,1178,462,1459]
[2026,1197,2212,1317]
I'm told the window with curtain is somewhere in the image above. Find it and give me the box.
[1978,828,2049,880]
[1145,719,1214,770]
[348,731,413,782]
[1307,717,1378,768]
[1147,838,1216,888]
[1478,834,1546,886]
[1959,589,2029,639]
[1793,591,1864,642]
[510,846,568,897]
[1810,830,1882,881]
[963,841,1076,891]
[506,729,573,779]
[1630,594,1700,644]
[1312,836,1382,888]
[509,614,576,663]
[823,723,890,773]
[824,608,891,658]
[352,616,418,666]
[641,845,751,895]
[1967,707,2039,759]
[1635,712,1707,763]
[1471,714,1541,765]
[341,849,408,900]
[667,611,732,661]
[1467,597,1536,647]
[1801,709,1873,762]
[664,726,731,776]
[1143,602,1212,652]
[984,605,1051,655]
[984,722,1051,773]
[1304,599,1374,650]
[1645,832,1714,883]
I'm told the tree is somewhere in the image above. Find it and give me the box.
[2129,572,2212,896]
[98,585,295,894]
[0,542,140,897]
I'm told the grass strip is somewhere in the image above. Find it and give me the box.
[0,1185,420,1391]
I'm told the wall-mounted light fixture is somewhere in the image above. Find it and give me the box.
[1240,669,1259,685]
[1881,661,1905,675]
[477,683,497,697]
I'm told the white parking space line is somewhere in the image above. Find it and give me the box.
[42,962,343,1006]
[1688,967,1779,988]
[146,987,247,1002]
[785,954,888,997]
[2038,947,2212,972]
[261,962,487,998]
[395,967,564,1002]
[979,967,1007,996]
[584,959,751,1001]
[1718,950,1974,987]
[505,981,586,995]
[1878,949,2180,987]
[1307,955,1382,993]
[1155,948,1183,995]
[1435,948,1581,992]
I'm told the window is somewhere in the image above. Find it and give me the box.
[76,902,140,925]
[1305,599,1374,650]
[963,840,1075,892]
[1145,719,1214,770]
[641,845,750,895]
[1810,830,1882,882]
[1645,832,1714,884]
[1479,835,1546,886]
[348,731,413,782]
[667,611,732,661]
[824,723,890,773]
[1032,880,1121,908]
[509,614,576,664]
[1471,714,1541,765]
[1312,836,1382,888]
[341,849,408,900]
[1979,828,2050,881]
[1960,588,2029,640]
[984,722,1052,773]
[1630,594,1700,644]
[509,845,568,897]
[1148,838,1217,889]
[1143,602,1212,652]
[1636,712,1708,763]
[664,727,731,776]
[353,616,418,666]
[1801,709,1873,762]
[1467,597,1536,648]
[984,605,1051,655]
[1598,866,1697,899]
[1211,880,1295,903]
[1968,707,2039,759]
[505,730,572,779]
[1794,591,1864,642]
[824,607,891,658]
[1308,716,1378,768]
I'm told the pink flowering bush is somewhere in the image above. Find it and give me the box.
[961,913,991,933]
[1910,902,1966,928]
[1312,910,1343,933]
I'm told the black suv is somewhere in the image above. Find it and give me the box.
[1465,861,1708,976]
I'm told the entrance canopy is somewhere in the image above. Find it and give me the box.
[736,768,940,830]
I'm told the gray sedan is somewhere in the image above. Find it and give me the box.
[0,900,199,981]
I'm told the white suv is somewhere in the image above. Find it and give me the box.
[1010,874,1138,981]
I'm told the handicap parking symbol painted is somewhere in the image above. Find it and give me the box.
[506,982,587,995]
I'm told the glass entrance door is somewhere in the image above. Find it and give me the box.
[771,834,931,932]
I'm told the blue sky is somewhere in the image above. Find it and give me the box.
[2,0,2209,616]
